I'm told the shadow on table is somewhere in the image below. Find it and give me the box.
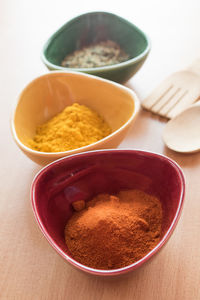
[163,146,200,168]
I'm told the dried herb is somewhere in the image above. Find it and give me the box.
[61,40,129,68]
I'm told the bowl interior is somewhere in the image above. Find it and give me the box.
[43,12,149,68]
[14,72,135,147]
[32,150,184,273]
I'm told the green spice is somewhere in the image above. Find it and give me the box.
[61,40,129,68]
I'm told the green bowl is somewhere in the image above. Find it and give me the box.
[41,11,150,83]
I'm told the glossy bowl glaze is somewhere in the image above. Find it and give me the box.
[41,11,150,83]
[11,71,140,165]
[31,149,185,276]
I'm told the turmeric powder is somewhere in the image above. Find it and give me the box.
[65,190,162,270]
[28,103,111,152]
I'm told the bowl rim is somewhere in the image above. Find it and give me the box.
[41,11,151,72]
[31,149,185,276]
[11,70,140,157]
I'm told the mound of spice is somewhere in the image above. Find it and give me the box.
[61,40,129,68]
[28,103,111,152]
[65,190,162,270]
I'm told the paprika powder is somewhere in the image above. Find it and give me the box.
[65,189,162,270]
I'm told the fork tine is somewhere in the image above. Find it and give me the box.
[151,86,181,113]
[159,89,188,117]
[142,83,172,110]
[168,93,200,119]
[142,70,200,118]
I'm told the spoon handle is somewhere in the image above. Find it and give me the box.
[193,99,200,106]
[187,58,200,76]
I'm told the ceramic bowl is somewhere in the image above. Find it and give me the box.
[31,149,185,277]
[11,71,140,166]
[41,11,150,83]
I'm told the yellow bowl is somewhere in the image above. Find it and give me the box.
[11,71,140,165]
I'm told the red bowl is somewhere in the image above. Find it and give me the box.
[31,149,185,276]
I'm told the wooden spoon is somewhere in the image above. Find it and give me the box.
[163,101,200,153]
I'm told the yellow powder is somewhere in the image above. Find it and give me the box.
[28,103,111,152]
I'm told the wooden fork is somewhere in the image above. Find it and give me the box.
[142,58,200,119]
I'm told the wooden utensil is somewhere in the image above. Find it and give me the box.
[142,58,200,118]
[163,101,200,153]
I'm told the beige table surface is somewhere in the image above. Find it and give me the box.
[1,0,200,299]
